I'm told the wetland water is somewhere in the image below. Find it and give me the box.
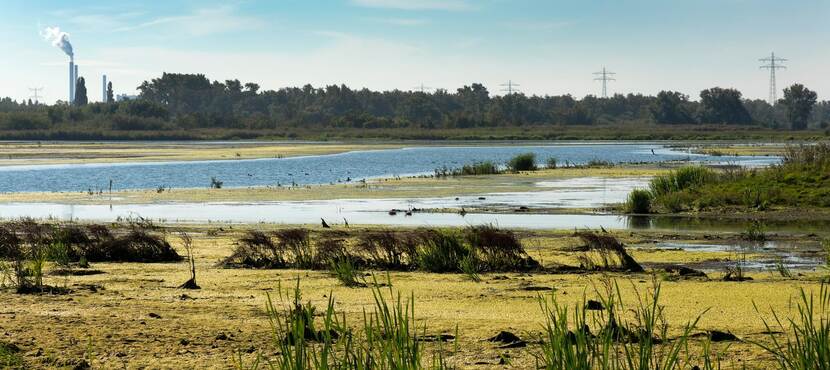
[0,143,776,193]
[0,142,799,233]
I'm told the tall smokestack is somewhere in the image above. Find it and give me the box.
[75,64,79,102]
[69,58,75,103]
[42,26,75,103]
[102,75,107,102]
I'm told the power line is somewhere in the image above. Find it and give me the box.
[759,52,786,105]
[412,83,433,93]
[593,67,616,98]
[500,80,520,95]
[28,87,44,104]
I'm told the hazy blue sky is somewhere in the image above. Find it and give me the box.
[1,0,828,103]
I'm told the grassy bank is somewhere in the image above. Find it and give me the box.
[629,144,830,214]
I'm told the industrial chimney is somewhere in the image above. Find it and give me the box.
[69,58,74,103]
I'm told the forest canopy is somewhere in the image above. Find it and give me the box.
[0,73,827,139]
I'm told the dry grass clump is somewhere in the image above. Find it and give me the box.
[355,230,418,269]
[315,231,351,265]
[574,232,644,273]
[223,226,541,275]
[273,228,314,268]
[222,230,285,268]
[224,229,359,269]
[464,224,539,271]
[1,220,179,293]
[86,228,180,263]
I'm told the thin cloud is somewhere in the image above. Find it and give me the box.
[366,17,431,26]
[114,6,264,36]
[502,20,574,31]
[351,0,471,11]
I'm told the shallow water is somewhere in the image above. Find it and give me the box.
[0,143,777,193]
[647,240,826,270]
[2,200,827,235]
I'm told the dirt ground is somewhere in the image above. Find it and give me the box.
[1,225,825,369]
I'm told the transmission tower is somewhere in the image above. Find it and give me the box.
[593,67,616,98]
[413,83,433,93]
[500,80,520,95]
[28,87,44,104]
[759,52,786,105]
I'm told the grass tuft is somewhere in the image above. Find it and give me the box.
[507,152,537,172]
[752,282,830,370]
[624,189,652,214]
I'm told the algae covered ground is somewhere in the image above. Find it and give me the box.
[0,222,826,369]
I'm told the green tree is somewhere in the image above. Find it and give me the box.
[106,81,114,103]
[781,84,818,130]
[698,87,751,124]
[74,77,88,106]
[244,83,260,94]
[651,91,694,124]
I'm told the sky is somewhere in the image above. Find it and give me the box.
[1,0,828,104]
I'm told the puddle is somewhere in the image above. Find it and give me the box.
[644,240,826,271]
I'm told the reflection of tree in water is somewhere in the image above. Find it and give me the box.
[625,215,652,229]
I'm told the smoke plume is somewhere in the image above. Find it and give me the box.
[41,26,74,58]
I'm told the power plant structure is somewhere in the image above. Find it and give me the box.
[102,74,107,102]
[67,58,81,103]
[69,58,75,103]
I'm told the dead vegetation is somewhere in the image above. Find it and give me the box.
[222,226,545,273]
[574,232,645,273]
[0,219,180,293]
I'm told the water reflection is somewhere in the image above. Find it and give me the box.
[0,201,827,235]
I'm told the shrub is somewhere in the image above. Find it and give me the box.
[459,161,499,175]
[417,230,470,273]
[507,152,537,172]
[654,192,688,213]
[649,166,715,197]
[624,189,652,214]
[546,157,558,169]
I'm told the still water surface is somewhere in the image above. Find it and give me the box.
[0,143,777,193]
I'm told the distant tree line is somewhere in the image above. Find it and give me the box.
[0,73,827,135]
